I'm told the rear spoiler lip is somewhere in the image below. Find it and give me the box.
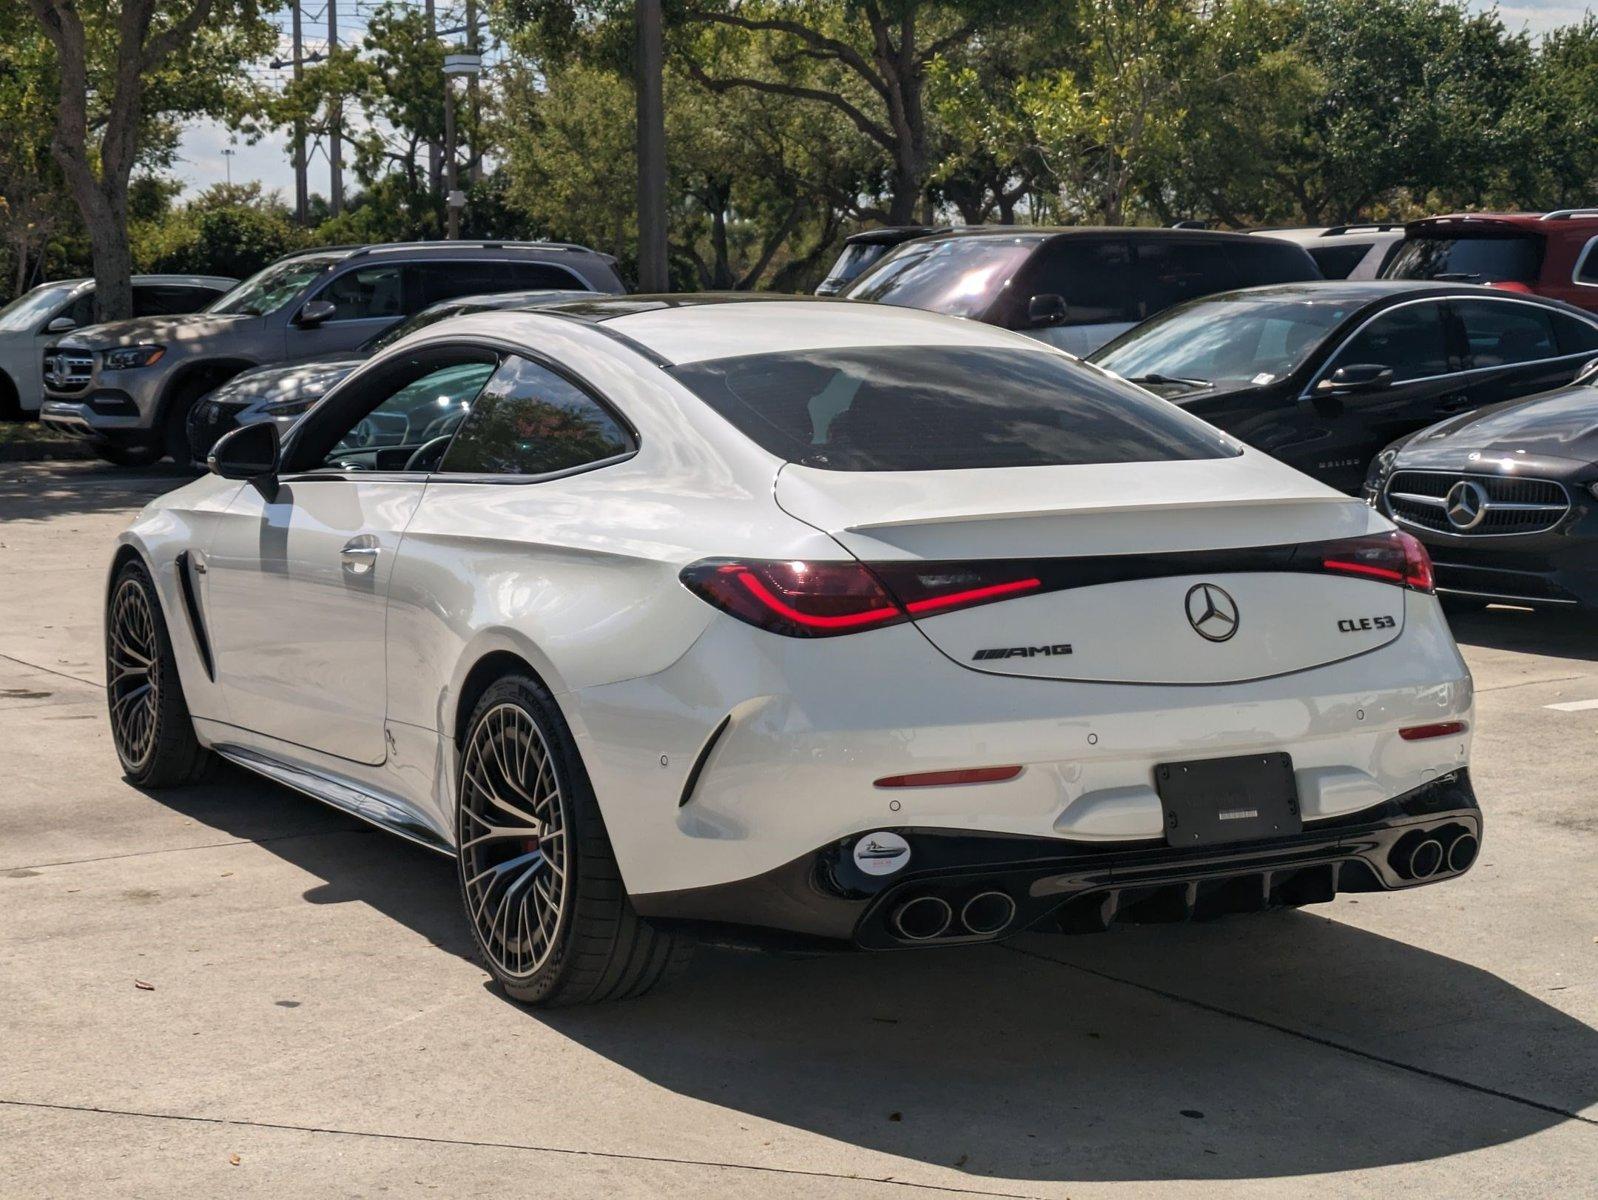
[840,493,1353,534]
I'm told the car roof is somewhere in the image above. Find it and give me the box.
[32,274,236,292]
[278,240,613,264]
[842,225,947,246]
[1408,212,1598,234]
[527,294,1040,366]
[1176,279,1523,306]
[905,225,1273,246]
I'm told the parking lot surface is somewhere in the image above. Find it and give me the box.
[1,460,1594,1198]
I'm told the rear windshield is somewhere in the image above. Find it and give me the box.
[842,238,1037,318]
[669,345,1239,471]
[1385,235,1543,285]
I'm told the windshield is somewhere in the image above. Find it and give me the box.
[669,345,1238,471]
[823,242,891,286]
[1093,295,1357,388]
[842,238,1036,319]
[1385,235,1542,285]
[0,285,77,333]
[206,255,342,316]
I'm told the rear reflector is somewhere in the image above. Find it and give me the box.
[680,559,1040,638]
[875,766,1024,788]
[1399,721,1468,741]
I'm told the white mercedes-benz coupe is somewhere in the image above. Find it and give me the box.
[105,296,1480,1006]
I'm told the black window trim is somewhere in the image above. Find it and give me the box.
[1572,235,1598,288]
[301,256,592,324]
[1302,294,1598,397]
[278,335,641,486]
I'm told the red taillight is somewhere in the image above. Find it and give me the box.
[1399,720,1467,741]
[875,766,1024,788]
[679,559,1041,638]
[1317,530,1434,593]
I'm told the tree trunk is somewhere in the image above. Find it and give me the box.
[635,0,669,292]
[79,181,133,322]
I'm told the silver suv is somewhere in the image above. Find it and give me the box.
[39,241,625,465]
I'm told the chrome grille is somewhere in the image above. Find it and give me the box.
[1385,470,1570,536]
[42,350,93,394]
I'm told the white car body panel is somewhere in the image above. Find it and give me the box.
[112,300,1477,927]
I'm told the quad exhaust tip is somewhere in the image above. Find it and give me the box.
[960,890,1017,936]
[1447,833,1479,873]
[892,895,952,941]
[1407,838,1445,880]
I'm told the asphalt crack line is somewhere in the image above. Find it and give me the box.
[1476,673,1589,694]
[1004,944,1597,1129]
[5,826,375,873]
[0,652,103,690]
[0,1099,1043,1199]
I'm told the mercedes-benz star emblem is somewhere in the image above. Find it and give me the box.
[1444,480,1489,530]
[1185,583,1240,643]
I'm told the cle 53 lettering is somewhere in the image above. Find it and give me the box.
[1337,615,1397,633]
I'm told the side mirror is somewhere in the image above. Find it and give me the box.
[208,421,280,497]
[45,316,78,334]
[295,299,337,329]
[1320,363,1394,394]
[1027,293,1069,328]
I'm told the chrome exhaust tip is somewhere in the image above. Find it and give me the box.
[1408,838,1445,880]
[959,890,1017,936]
[892,895,953,941]
[1446,833,1479,873]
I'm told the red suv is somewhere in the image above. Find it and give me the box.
[1383,210,1598,312]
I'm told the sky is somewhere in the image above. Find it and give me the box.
[169,0,1597,199]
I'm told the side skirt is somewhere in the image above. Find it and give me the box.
[213,743,455,858]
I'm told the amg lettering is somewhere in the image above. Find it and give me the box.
[973,643,1073,661]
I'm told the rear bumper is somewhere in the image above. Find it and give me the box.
[635,772,1482,945]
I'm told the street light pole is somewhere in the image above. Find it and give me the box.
[442,52,481,239]
[635,0,668,292]
[222,147,235,187]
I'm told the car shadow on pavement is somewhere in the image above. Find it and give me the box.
[0,460,197,521]
[1446,605,1598,662]
[141,768,1598,1185]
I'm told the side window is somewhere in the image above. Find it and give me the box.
[60,291,95,328]
[1454,301,1559,368]
[438,355,634,477]
[311,357,497,473]
[497,262,585,292]
[1023,239,1138,326]
[1308,244,1370,280]
[132,285,216,317]
[1576,239,1598,285]
[316,266,406,322]
[414,261,586,309]
[1335,303,1452,381]
[1136,241,1239,318]
[1229,239,1318,284]
[1551,309,1598,354]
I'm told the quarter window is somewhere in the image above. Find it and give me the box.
[1453,301,1559,368]
[1551,309,1598,354]
[1333,303,1452,381]
[437,355,634,477]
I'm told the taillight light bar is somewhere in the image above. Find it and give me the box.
[1314,530,1434,593]
[678,559,1041,639]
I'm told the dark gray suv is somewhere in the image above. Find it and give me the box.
[39,241,626,464]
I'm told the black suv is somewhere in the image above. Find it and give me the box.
[40,241,626,465]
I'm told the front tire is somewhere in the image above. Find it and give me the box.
[455,675,690,1006]
[105,560,211,787]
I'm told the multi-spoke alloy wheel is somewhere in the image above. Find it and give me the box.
[455,675,690,1006]
[103,560,209,788]
[108,576,161,772]
[458,702,572,981]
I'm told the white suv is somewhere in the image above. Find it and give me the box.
[1250,225,1405,280]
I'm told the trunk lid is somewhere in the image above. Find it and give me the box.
[774,454,1407,685]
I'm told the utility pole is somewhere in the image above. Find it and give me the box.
[634,0,668,292]
[425,0,440,195]
[465,0,480,184]
[443,74,459,239]
[327,0,344,216]
[291,2,308,224]
[222,147,235,186]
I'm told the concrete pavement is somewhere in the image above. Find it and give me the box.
[1,460,1594,1198]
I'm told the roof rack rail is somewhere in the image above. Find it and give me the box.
[1541,209,1598,220]
[1322,223,1405,236]
[349,239,602,257]
[284,243,369,257]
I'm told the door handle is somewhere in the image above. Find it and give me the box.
[341,536,381,575]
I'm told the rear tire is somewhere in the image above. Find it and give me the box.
[455,674,691,1007]
[105,559,212,787]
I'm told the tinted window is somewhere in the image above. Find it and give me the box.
[1020,238,1138,326]
[438,355,634,476]
[823,242,890,286]
[669,346,1238,472]
[1093,295,1355,387]
[133,285,221,317]
[1308,244,1370,279]
[61,291,95,328]
[1454,301,1560,368]
[1385,235,1543,285]
[1579,241,1598,284]
[1135,241,1238,317]
[414,261,583,307]
[316,265,407,321]
[842,238,1038,318]
[320,360,496,471]
[1227,239,1320,285]
[1334,303,1452,381]
[1551,309,1598,354]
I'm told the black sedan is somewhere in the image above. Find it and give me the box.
[1090,281,1598,493]
[1364,371,1598,610]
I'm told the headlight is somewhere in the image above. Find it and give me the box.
[102,345,165,370]
[261,395,318,417]
[1589,482,1598,502]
